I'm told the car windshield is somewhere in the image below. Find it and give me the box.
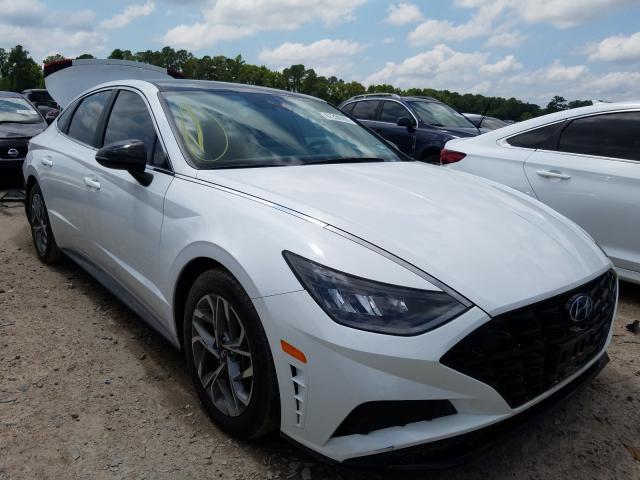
[407,101,476,129]
[0,97,42,124]
[162,90,402,169]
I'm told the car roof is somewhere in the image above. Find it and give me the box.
[342,93,441,104]
[0,91,25,98]
[459,101,640,142]
[151,78,324,102]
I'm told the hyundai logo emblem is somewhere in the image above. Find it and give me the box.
[566,294,593,323]
[7,148,19,158]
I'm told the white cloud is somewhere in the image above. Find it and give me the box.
[514,0,635,28]
[382,37,395,44]
[384,3,423,26]
[0,0,106,60]
[100,1,155,30]
[408,2,505,46]
[259,39,364,64]
[543,60,588,81]
[484,30,527,48]
[407,1,633,47]
[587,31,640,62]
[163,0,367,49]
[480,55,522,74]
[364,44,519,94]
[259,39,364,78]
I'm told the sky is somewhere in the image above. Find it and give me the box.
[1,0,640,106]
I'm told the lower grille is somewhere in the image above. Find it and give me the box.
[441,270,616,408]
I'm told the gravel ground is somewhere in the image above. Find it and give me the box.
[1,191,639,480]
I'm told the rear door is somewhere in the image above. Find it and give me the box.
[524,110,640,274]
[350,100,381,131]
[83,88,173,316]
[38,89,113,253]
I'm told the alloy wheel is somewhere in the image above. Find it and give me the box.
[191,294,254,417]
[30,193,48,256]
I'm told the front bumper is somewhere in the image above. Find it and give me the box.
[252,269,615,466]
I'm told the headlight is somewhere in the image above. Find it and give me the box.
[283,251,469,335]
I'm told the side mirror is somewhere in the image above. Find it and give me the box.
[397,117,416,130]
[95,139,152,186]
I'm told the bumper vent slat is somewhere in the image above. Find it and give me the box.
[441,271,616,408]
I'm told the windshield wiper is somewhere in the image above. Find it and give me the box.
[305,157,386,165]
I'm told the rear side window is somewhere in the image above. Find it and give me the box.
[380,101,410,123]
[342,103,355,115]
[56,104,75,133]
[558,112,640,161]
[351,100,380,121]
[507,123,560,149]
[67,91,112,146]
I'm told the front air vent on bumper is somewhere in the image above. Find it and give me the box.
[441,270,617,408]
[333,400,457,437]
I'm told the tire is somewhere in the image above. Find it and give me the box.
[27,183,63,264]
[183,269,280,439]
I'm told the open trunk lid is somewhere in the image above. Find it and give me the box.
[44,58,182,108]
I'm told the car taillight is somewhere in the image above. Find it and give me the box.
[440,149,466,164]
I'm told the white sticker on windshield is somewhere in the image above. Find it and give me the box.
[320,112,355,125]
[17,109,38,115]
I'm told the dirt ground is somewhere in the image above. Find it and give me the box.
[1,189,639,480]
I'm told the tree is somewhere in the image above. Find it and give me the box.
[6,45,42,91]
[546,95,568,113]
[76,53,95,60]
[43,54,66,64]
[568,99,592,109]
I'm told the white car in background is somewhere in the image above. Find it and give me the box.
[444,103,640,285]
[22,60,617,468]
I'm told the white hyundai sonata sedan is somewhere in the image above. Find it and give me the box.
[23,60,617,468]
[443,103,640,286]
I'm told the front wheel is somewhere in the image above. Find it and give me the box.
[183,269,280,439]
[28,183,62,264]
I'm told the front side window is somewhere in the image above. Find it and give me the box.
[558,112,640,161]
[0,97,43,124]
[351,101,380,121]
[67,90,112,146]
[407,101,475,129]
[507,123,561,149]
[380,101,411,123]
[162,90,401,169]
[103,90,166,167]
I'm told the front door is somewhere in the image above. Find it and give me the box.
[84,89,174,316]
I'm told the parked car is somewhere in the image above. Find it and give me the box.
[0,91,47,176]
[444,102,640,285]
[22,89,59,123]
[463,113,510,130]
[24,60,616,468]
[339,93,479,163]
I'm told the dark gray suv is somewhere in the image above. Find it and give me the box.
[339,93,480,163]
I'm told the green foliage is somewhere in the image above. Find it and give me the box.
[1,45,42,91]
[0,44,593,120]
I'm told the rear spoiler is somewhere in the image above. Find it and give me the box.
[43,58,183,108]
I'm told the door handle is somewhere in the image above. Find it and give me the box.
[84,177,101,190]
[536,170,571,180]
[40,157,53,168]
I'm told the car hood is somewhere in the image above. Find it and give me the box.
[0,122,46,139]
[198,162,609,314]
